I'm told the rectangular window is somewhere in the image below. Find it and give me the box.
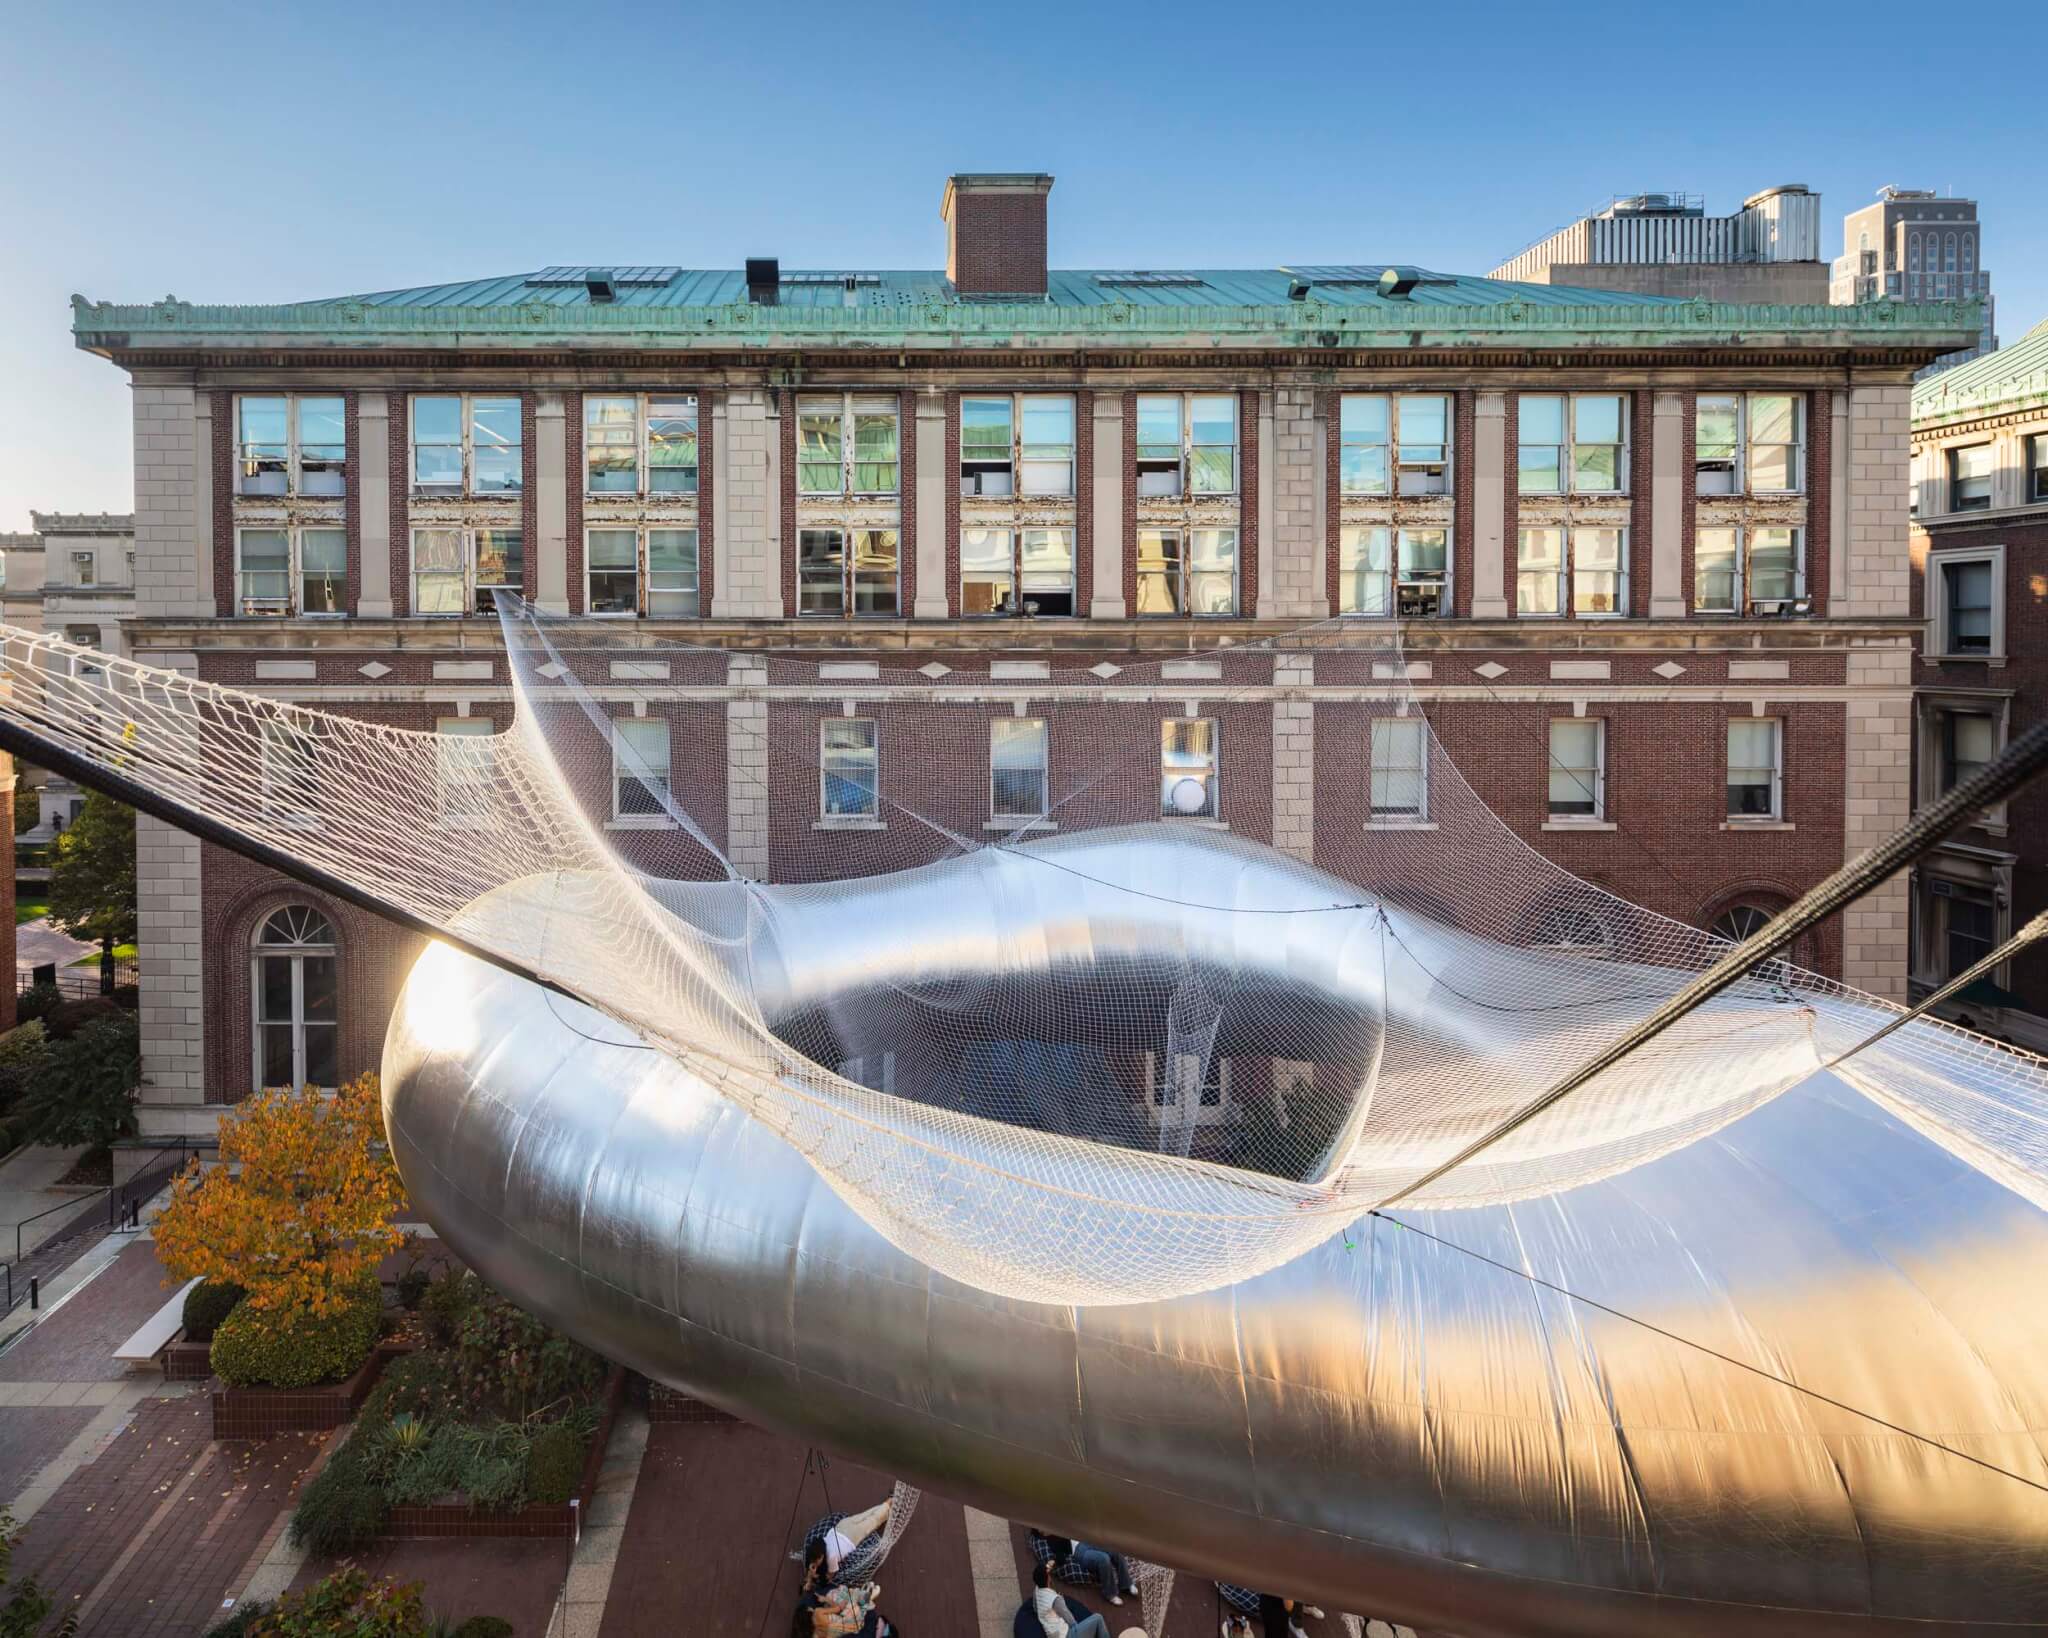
[69,550,95,587]
[411,528,466,615]
[259,720,319,826]
[798,528,898,617]
[413,395,521,494]
[990,718,1048,819]
[1940,710,1996,794]
[1747,526,1801,607]
[648,396,699,494]
[1519,394,1625,493]
[1518,395,1565,494]
[1370,718,1428,822]
[964,528,1075,617]
[612,717,671,820]
[434,716,494,828]
[1950,444,1994,511]
[1135,395,1184,497]
[300,528,346,616]
[1136,528,1237,616]
[1746,395,1802,494]
[1019,396,1075,497]
[1937,556,1995,655]
[585,394,698,496]
[1573,526,1627,615]
[1161,719,1219,819]
[798,394,899,496]
[1133,393,1238,497]
[586,529,639,615]
[236,395,347,497]
[1516,527,1563,616]
[1189,395,1238,494]
[1695,394,1741,495]
[2030,434,2048,504]
[1943,889,1997,981]
[585,395,639,493]
[1571,394,1626,493]
[1395,529,1448,617]
[1695,526,1739,613]
[646,529,699,617]
[821,718,879,818]
[1726,719,1782,820]
[1338,525,1390,615]
[1339,396,1390,495]
[237,528,292,616]
[1549,718,1605,820]
[960,397,1014,496]
[1394,395,1450,496]
[474,528,522,613]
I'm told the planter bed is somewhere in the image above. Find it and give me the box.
[212,1340,414,1439]
[377,1365,627,1540]
[644,1377,739,1425]
[162,1336,212,1381]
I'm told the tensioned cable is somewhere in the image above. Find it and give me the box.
[1379,718,2048,1208]
[1369,1208,2048,1498]
[1822,910,2048,1073]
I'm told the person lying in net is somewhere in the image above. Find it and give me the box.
[1027,1529,1138,1606]
[796,1536,905,1638]
[804,1497,894,1588]
[1032,1561,1110,1638]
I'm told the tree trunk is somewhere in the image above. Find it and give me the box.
[99,935,115,996]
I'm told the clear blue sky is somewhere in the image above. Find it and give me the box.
[3,0,2042,530]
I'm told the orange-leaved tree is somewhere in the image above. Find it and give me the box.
[154,1073,406,1315]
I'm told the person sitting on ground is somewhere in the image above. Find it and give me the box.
[1066,1539,1139,1607]
[805,1497,894,1588]
[1026,1529,1097,1592]
[798,1536,905,1638]
[1032,1561,1110,1638]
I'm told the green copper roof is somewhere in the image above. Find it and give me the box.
[1914,314,2048,427]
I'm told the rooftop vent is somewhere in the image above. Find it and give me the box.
[585,269,617,304]
[746,258,780,306]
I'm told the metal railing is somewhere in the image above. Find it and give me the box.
[0,1141,200,1317]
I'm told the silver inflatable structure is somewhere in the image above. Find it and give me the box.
[1,618,2045,1635]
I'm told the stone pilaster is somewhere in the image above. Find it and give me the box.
[1268,388,1323,619]
[1272,653,1315,860]
[726,654,769,879]
[1841,642,1913,1000]
[534,392,570,613]
[356,392,393,616]
[717,390,783,618]
[1089,393,1126,618]
[1838,383,1913,618]
[1649,391,1687,618]
[1470,392,1508,618]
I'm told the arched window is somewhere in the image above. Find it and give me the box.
[1534,902,1613,958]
[1945,232,1958,271]
[1706,901,1809,985]
[1709,904,1775,942]
[1961,235,1975,272]
[1908,233,1921,271]
[252,905,337,1091]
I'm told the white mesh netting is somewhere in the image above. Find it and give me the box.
[3,609,2045,1306]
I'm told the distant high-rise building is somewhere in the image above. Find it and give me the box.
[1831,187,1995,375]
[1489,186,1827,304]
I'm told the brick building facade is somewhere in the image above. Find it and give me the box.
[1908,317,2048,1051]
[67,173,1974,1136]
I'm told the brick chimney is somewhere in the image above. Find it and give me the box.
[941,173,1053,297]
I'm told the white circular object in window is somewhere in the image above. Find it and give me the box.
[1167,778,1208,815]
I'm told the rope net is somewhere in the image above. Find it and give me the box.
[2,610,2044,1305]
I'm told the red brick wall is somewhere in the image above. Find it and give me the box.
[1678,393,1699,612]
[1451,390,1475,617]
[1238,389,1259,617]
[388,393,411,617]
[1628,389,1653,617]
[946,187,1048,296]
[1501,393,1519,615]
[520,393,538,601]
[563,391,584,613]
[212,389,235,617]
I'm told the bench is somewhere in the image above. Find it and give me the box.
[113,1276,198,1368]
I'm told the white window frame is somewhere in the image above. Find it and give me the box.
[796,527,900,618]
[1518,393,1628,496]
[1917,691,2011,831]
[582,527,700,618]
[250,905,338,1093]
[434,716,495,830]
[1947,442,1995,512]
[610,716,673,827]
[1144,1048,1232,1127]
[1913,863,2009,991]
[1341,526,1452,618]
[410,393,523,496]
[1368,716,1430,825]
[959,393,1075,498]
[68,550,95,588]
[583,392,700,498]
[1135,527,1239,617]
[2028,433,2048,505]
[1927,545,2004,661]
[1725,718,1784,822]
[820,717,880,821]
[989,717,1050,825]
[236,526,348,619]
[1160,718,1221,820]
[259,719,321,829]
[1693,526,1805,616]
[960,527,1076,617]
[1336,394,1452,497]
[411,526,523,616]
[1547,717,1606,822]
[1134,392,1239,498]
[235,393,348,497]
[796,393,900,497]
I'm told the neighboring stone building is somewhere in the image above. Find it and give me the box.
[1832,187,1996,374]
[1907,316,2048,1050]
[67,171,1972,1137]
[1489,187,1829,304]
[0,512,135,835]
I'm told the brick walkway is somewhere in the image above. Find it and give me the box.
[286,1538,571,1637]
[6,1390,325,1638]
[0,1241,174,1382]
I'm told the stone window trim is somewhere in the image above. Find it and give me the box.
[582,391,701,500]
[234,890,349,1099]
[583,525,702,619]
[1910,846,2016,995]
[820,716,881,822]
[1925,543,2006,664]
[1915,688,2013,835]
[1545,716,1607,824]
[1723,716,1785,826]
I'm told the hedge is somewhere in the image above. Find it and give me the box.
[210,1278,382,1389]
[181,1279,246,1344]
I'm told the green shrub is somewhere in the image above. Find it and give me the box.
[40,996,121,1042]
[0,1021,47,1068]
[359,1349,461,1426]
[524,1418,586,1505]
[455,1284,605,1420]
[452,1620,514,1638]
[454,1423,530,1512]
[13,788,37,837]
[395,1265,431,1311]
[19,1013,139,1149]
[181,1279,246,1344]
[250,1564,427,1636]
[211,1279,381,1389]
[285,1448,388,1557]
[203,1601,271,1637]
[13,983,60,1027]
[383,1423,466,1506]
[419,1269,476,1347]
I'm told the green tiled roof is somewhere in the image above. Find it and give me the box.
[1914,314,2048,426]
